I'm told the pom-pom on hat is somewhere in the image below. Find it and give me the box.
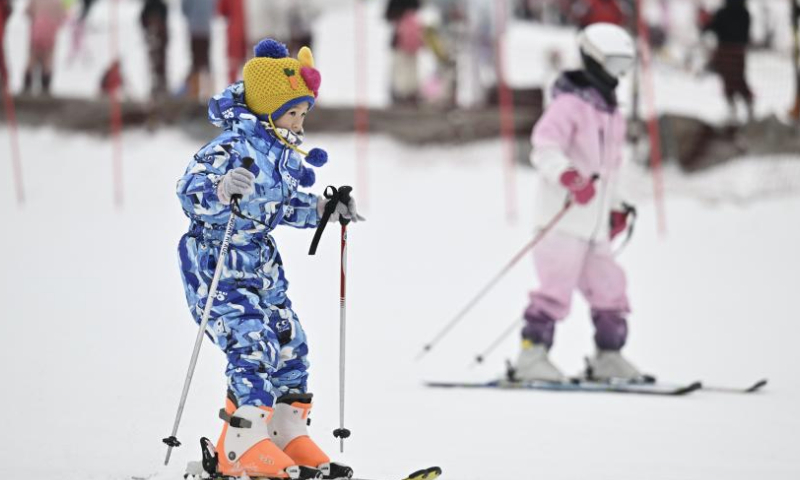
[243,38,322,119]
[305,148,328,167]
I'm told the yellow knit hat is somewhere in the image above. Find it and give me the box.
[243,39,321,119]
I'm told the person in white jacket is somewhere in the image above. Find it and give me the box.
[514,23,642,383]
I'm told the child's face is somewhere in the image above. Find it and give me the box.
[274,102,310,135]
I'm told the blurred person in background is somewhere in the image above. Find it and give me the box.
[791,0,799,120]
[0,0,11,91]
[243,0,319,56]
[181,0,214,100]
[218,0,247,83]
[24,0,68,96]
[512,24,642,384]
[703,0,754,124]
[141,0,169,99]
[419,0,464,108]
[385,0,424,106]
[286,1,319,55]
[515,0,542,21]
[244,0,290,49]
[571,0,629,29]
[68,0,97,64]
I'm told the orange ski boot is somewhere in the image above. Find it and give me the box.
[270,394,353,479]
[215,396,319,478]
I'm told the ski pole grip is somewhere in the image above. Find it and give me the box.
[231,157,255,211]
[337,185,353,226]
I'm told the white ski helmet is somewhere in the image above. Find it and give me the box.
[577,23,636,79]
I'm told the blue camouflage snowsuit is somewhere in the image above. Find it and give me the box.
[177,82,320,408]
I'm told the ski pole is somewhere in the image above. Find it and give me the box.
[470,317,524,367]
[307,186,355,451]
[162,158,254,466]
[416,198,575,361]
[612,203,637,257]
[332,186,353,453]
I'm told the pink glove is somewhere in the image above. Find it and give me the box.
[610,204,636,239]
[559,169,596,205]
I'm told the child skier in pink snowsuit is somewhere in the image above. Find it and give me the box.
[24,0,67,95]
[514,23,641,383]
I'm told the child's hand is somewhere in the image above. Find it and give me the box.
[610,203,636,239]
[318,196,366,223]
[559,169,596,205]
[217,168,256,205]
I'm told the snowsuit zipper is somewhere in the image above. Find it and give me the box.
[590,117,610,241]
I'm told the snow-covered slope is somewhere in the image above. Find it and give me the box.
[0,126,798,480]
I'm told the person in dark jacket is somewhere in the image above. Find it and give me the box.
[385,0,423,105]
[181,0,213,100]
[705,0,754,123]
[141,0,169,99]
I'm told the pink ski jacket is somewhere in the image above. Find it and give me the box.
[530,71,627,241]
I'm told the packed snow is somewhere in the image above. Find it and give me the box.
[1,126,799,480]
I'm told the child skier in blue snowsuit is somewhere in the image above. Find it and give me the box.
[176,39,361,479]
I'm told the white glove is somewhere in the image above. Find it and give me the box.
[317,195,366,223]
[217,168,255,205]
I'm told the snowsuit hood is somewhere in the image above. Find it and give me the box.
[553,70,617,112]
[208,82,317,188]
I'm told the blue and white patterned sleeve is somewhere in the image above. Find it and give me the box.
[176,141,235,223]
[281,189,320,229]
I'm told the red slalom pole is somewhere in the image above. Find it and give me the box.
[2,80,24,204]
[110,0,124,207]
[416,198,575,360]
[494,0,517,224]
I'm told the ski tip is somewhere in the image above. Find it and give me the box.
[676,381,703,395]
[424,381,449,388]
[746,378,768,393]
[403,466,442,480]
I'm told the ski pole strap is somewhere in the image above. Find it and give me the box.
[623,202,637,239]
[613,203,637,257]
[309,185,353,255]
[229,157,272,226]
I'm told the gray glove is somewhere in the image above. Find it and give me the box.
[217,168,255,205]
[316,195,366,223]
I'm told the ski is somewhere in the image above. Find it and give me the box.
[185,436,341,480]
[700,378,768,394]
[353,466,443,480]
[185,437,440,480]
[426,378,702,396]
